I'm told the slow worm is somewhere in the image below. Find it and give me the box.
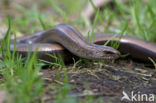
[9,24,120,61]
[9,24,156,62]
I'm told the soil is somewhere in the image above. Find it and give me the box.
[41,58,156,103]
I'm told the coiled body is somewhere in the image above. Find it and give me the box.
[9,24,156,62]
[10,24,120,61]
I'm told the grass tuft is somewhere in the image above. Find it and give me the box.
[0,17,43,103]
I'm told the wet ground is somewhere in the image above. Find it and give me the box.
[41,58,156,103]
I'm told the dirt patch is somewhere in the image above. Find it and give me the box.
[41,59,156,103]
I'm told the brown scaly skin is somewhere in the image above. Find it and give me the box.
[9,24,120,61]
[9,24,156,62]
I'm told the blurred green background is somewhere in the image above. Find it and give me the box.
[0,0,156,42]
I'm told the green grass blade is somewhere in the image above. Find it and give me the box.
[38,14,47,30]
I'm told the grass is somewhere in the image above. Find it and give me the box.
[39,54,65,68]
[149,57,156,69]
[0,0,156,103]
[0,18,43,103]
